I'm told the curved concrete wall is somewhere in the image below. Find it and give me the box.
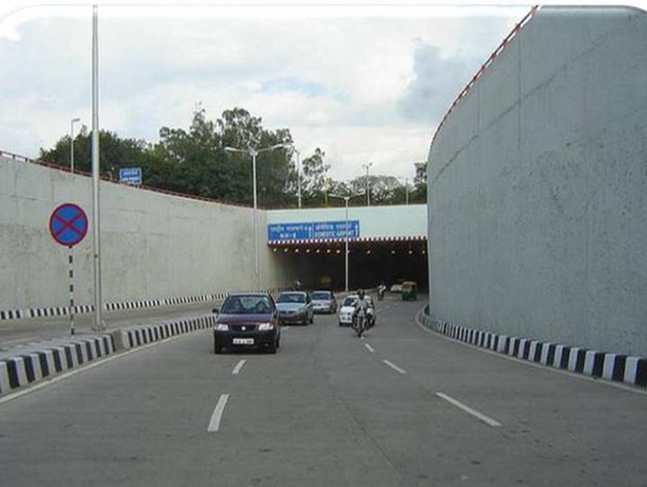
[0,156,294,312]
[427,7,647,356]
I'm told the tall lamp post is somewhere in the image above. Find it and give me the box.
[225,143,287,290]
[329,194,350,292]
[400,177,410,205]
[291,147,302,209]
[362,162,373,206]
[70,117,80,173]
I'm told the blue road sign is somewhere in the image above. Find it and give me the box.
[49,203,88,247]
[119,167,142,185]
[268,220,360,241]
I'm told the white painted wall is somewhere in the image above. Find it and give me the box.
[0,156,293,311]
[427,7,647,356]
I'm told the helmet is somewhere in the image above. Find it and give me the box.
[358,289,365,299]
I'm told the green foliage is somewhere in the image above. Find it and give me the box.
[39,130,148,179]
[38,107,428,208]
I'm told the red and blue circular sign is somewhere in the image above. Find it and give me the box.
[49,203,88,247]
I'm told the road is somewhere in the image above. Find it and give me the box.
[0,294,646,486]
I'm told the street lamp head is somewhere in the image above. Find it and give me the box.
[71,117,81,123]
[260,143,289,152]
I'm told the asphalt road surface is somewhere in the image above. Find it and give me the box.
[1,294,646,486]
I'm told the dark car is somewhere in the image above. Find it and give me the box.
[311,290,337,314]
[276,291,314,325]
[213,293,280,354]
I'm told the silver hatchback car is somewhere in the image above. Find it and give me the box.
[276,291,315,325]
[311,290,337,314]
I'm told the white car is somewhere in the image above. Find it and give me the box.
[338,294,375,327]
[338,294,359,326]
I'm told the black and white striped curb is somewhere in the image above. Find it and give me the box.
[418,311,647,388]
[0,336,115,397]
[111,315,217,350]
[0,315,217,398]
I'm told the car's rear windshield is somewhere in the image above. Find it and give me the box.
[343,297,358,307]
[277,293,305,304]
[312,292,331,300]
[221,295,271,314]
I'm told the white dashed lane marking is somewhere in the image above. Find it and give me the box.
[207,394,230,432]
[232,359,246,375]
[383,359,407,375]
[436,392,502,427]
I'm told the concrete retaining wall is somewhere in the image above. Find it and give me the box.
[0,155,294,313]
[427,7,647,357]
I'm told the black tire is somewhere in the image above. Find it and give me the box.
[267,339,277,354]
[310,313,314,324]
[214,343,222,354]
[355,317,365,337]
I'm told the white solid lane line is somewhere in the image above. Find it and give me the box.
[232,359,246,375]
[365,343,375,353]
[436,392,502,427]
[207,394,230,433]
[383,359,407,375]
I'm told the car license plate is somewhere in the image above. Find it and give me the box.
[233,338,254,345]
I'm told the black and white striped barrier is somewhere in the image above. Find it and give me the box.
[111,315,217,350]
[419,312,647,388]
[0,293,230,321]
[0,315,218,397]
[0,336,115,397]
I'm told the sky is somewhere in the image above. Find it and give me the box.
[0,1,536,181]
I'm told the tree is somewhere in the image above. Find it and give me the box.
[217,108,294,207]
[217,107,263,151]
[411,161,427,203]
[299,148,331,207]
[39,130,148,179]
[348,175,401,205]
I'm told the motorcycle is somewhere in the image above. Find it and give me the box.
[377,285,386,301]
[352,308,367,337]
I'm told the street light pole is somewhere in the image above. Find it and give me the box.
[362,162,373,206]
[295,148,302,209]
[91,4,103,332]
[70,117,80,173]
[403,178,410,205]
[330,194,351,292]
[225,143,287,291]
[344,197,349,292]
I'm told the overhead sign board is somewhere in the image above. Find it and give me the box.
[119,167,142,185]
[49,203,88,247]
[268,220,360,241]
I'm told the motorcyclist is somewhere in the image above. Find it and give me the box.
[353,289,374,329]
[377,281,387,300]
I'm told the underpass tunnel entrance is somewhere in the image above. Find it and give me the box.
[270,238,428,292]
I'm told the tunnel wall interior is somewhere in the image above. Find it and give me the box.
[271,240,428,293]
[427,7,647,357]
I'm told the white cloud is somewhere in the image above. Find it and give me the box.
[0,2,534,179]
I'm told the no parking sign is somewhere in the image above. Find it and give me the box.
[49,203,88,247]
[48,203,88,336]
